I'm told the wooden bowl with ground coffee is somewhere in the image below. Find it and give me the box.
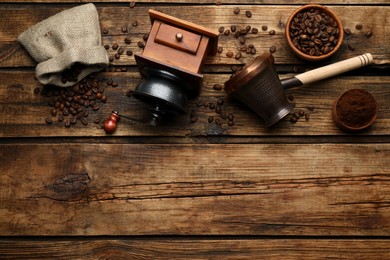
[285,4,344,61]
[332,89,377,132]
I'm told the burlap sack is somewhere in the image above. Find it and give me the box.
[17,3,108,87]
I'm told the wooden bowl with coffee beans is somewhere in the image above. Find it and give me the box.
[285,4,344,61]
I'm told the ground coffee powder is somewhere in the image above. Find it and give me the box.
[335,89,377,128]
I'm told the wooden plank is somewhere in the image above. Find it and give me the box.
[0,0,389,4]
[0,70,389,137]
[1,239,390,259]
[0,5,389,67]
[0,143,389,236]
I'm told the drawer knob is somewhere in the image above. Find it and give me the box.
[175,33,183,41]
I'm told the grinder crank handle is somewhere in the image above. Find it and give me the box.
[281,53,373,89]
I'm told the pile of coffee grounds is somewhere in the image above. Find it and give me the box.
[335,89,376,128]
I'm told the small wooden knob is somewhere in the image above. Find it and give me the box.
[175,33,183,41]
[104,111,120,134]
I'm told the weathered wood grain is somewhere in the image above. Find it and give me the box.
[0,70,388,137]
[0,143,389,236]
[1,239,390,259]
[0,5,389,67]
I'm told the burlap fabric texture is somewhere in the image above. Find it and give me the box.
[17,3,108,87]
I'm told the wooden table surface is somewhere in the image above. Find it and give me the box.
[0,0,389,259]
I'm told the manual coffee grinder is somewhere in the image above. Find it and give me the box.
[130,9,219,126]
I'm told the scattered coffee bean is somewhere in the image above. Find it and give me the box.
[80,117,88,125]
[114,53,120,59]
[126,50,133,56]
[45,117,52,124]
[34,87,40,95]
[209,103,216,109]
[94,117,101,124]
[190,116,198,123]
[293,112,300,119]
[109,55,114,62]
[217,98,224,105]
[226,51,234,58]
[269,30,275,35]
[228,120,234,126]
[124,37,131,44]
[215,106,221,114]
[228,113,234,121]
[231,25,237,32]
[245,10,252,18]
[102,29,109,34]
[262,25,268,31]
[290,117,298,123]
[213,84,223,91]
[224,29,231,36]
[298,110,305,116]
[217,46,223,53]
[220,112,228,119]
[269,45,276,53]
[233,7,240,15]
[305,113,310,121]
[121,26,128,33]
[208,116,214,123]
[345,28,352,35]
[104,44,110,50]
[132,21,138,27]
[307,105,315,111]
[143,33,149,41]
[355,24,363,30]
[112,43,119,50]
[235,52,242,60]
[347,43,355,51]
[218,26,225,34]
[251,27,258,34]
[365,30,373,37]
[215,118,222,125]
[129,1,136,8]
[118,47,124,55]
[137,41,145,49]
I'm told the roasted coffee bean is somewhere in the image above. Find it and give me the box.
[228,113,234,121]
[233,7,240,14]
[124,37,131,44]
[345,28,352,35]
[305,113,310,121]
[109,55,114,62]
[112,43,119,50]
[203,100,209,107]
[226,51,234,58]
[293,112,300,119]
[112,81,118,87]
[262,25,268,31]
[217,46,223,53]
[132,21,138,27]
[365,30,373,37]
[307,105,315,111]
[80,117,88,126]
[290,117,298,123]
[220,112,227,119]
[70,116,77,124]
[251,47,256,54]
[121,25,128,33]
[114,53,120,59]
[218,26,225,34]
[239,37,246,45]
[58,113,64,122]
[246,25,251,32]
[231,25,237,32]
[190,116,198,123]
[298,110,305,116]
[101,95,107,103]
[126,50,133,56]
[92,104,100,111]
[143,33,149,41]
[209,103,216,109]
[217,98,224,105]
[213,84,223,91]
[347,43,355,51]
[45,117,52,124]
[251,27,258,34]
[51,108,57,116]
[215,118,222,125]
[245,10,252,18]
[288,95,294,101]
[355,24,363,30]
[118,48,124,55]
[208,116,214,123]
[137,41,145,49]
[228,120,234,126]
[94,117,101,124]
[234,31,240,38]
[224,29,231,36]
[215,106,221,114]
[129,1,136,8]
[64,119,71,127]
[269,45,276,53]
[269,30,275,35]
[235,52,242,60]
